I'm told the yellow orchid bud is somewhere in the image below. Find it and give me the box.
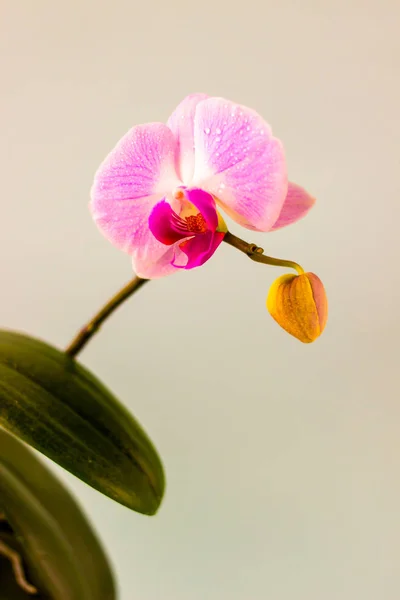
[267,272,328,343]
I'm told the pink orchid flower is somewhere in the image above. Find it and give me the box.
[90,94,315,278]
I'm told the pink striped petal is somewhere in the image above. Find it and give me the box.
[167,93,209,184]
[191,98,288,232]
[90,123,180,254]
[270,182,316,231]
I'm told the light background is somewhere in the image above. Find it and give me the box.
[1,1,399,598]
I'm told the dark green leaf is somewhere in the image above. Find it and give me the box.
[0,427,115,599]
[0,330,165,515]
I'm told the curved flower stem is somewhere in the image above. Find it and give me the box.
[66,232,300,358]
[223,231,304,275]
[65,276,148,358]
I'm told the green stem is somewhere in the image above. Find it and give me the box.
[223,231,304,275]
[65,276,148,358]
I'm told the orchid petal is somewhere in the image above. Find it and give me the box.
[270,182,316,231]
[90,123,180,253]
[191,97,288,231]
[167,93,209,184]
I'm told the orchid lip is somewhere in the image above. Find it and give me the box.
[148,187,224,270]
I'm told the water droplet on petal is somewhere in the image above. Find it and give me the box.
[204,127,211,135]
[216,127,222,134]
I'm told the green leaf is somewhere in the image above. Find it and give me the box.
[0,330,165,515]
[0,427,116,599]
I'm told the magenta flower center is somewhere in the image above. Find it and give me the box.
[148,187,225,270]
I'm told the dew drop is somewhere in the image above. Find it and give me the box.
[216,127,222,134]
[204,127,211,135]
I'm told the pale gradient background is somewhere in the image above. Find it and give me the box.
[1,1,400,599]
